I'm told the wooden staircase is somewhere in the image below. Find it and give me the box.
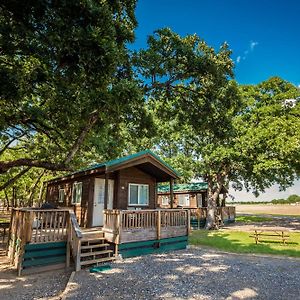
[79,228,115,269]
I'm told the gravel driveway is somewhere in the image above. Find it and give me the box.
[64,248,300,300]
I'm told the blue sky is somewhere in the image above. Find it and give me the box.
[133,0,300,200]
[133,0,300,86]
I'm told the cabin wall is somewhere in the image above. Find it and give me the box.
[46,177,94,227]
[115,167,156,210]
[157,192,207,208]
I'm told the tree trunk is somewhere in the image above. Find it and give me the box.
[205,178,224,230]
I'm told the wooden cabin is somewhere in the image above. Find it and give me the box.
[157,182,236,227]
[7,151,190,275]
[46,150,180,227]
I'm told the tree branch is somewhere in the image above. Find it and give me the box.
[63,110,99,165]
[0,167,31,191]
[0,159,68,174]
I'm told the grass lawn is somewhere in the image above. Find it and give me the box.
[189,230,300,257]
[0,218,9,223]
[236,215,273,223]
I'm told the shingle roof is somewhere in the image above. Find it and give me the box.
[158,182,208,193]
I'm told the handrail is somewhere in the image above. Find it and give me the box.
[67,210,82,271]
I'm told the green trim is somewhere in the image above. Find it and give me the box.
[25,241,66,250]
[119,236,188,258]
[23,255,66,267]
[158,182,208,193]
[24,248,66,259]
[22,241,66,268]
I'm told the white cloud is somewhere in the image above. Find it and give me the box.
[250,41,259,50]
[236,40,259,64]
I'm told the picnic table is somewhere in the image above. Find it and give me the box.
[251,228,290,245]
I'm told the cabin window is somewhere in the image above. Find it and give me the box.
[58,189,65,203]
[128,184,149,206]
[162,196,169,205]
[72,182,82,204]
[178,194,190,206]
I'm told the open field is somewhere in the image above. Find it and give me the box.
[190,230,300,257]
[236,204,300,216]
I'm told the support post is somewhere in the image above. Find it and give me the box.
[104,172,109,210]
[157,210,161,240]
[66,216,71,268]
[187,210,191,235]
[170,179,174,209]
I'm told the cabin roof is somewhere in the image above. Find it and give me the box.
[158,182,208,194]
[47,150,180,184]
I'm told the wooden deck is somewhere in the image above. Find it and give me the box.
[6,208,191,274]
[103,209,190,244]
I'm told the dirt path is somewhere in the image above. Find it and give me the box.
[236,204,300,216]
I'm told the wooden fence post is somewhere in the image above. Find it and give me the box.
[157,210,161,240]
[187,210,191,235]
[66,215,71,268]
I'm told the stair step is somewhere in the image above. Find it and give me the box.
[80,256,115,266]
[81,243,110,250]
[81,234,104,240]
[81,237,105,242]
[80,250,113,258]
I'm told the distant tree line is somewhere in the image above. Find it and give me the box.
[228,194,300,205]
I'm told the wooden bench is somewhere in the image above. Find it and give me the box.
[250,228,290,245]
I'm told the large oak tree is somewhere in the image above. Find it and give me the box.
[0,0,149,191]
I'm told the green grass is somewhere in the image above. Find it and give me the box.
[236,215,273,223]
[0,218,9,223]
[189,230,300,257]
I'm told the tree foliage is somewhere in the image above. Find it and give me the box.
[0,0,147,180]
[134,29,300,229]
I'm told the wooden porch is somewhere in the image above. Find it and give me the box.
[7,207,191,275]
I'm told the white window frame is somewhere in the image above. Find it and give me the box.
[128,183,149,206]
[162,196,169,206]
[72,182,82,205]
[58,188,65,203]
[178,194,190,207]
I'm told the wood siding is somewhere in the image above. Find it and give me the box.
[115,167,156,210]
[157,192,207,208]
[46,177,94,227]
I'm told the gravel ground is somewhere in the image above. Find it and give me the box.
[64,248,300,300]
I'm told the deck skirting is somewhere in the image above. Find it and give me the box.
[118,236,188,258]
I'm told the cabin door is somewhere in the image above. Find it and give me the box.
[93,178,114,226]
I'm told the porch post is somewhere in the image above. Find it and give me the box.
[104,172,109,210]
[170,178,174,209]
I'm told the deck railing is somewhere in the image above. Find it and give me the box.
[103,209,190,246]
[67,210,82,271]
[189,206,236,228]
[7,208,82,274]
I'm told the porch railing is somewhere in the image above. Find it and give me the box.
[7,208,82,274]
[189,206,236,228]
[103,209,190,246]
